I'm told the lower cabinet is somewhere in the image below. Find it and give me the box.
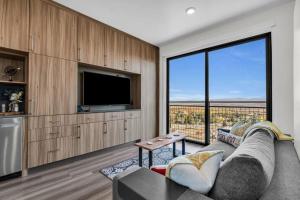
[125,118,141,143]
[27,111,141,168]
[103,120,125,148]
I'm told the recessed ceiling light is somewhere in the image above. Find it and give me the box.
[186,7,196,15]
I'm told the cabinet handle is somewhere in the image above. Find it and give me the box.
[49,132,59,135]
[104,55,107,66]
[124,60,127,69]
[30,35,34,51]
[103,123,107,134]
[78,48,81,61]
[48,149,59,153]
[76,125,81,138]
[28,99,33,115]
[124,120,127,131]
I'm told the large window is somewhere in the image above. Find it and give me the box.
[167,33,272,145]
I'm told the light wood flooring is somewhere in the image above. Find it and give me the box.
[0,142,202,200]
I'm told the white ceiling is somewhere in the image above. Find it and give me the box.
[55,0,292,46]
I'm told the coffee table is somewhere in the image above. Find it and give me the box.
[135,133,186,168]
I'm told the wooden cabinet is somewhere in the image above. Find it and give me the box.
[103,120,125,148]
[125,36,141,74]
[77,122,104,155]
[105,28,125,70]
[78,16,105,66]
[125,117,141,143]
[28,54,77,115]
[30,0,77,60]
[0,0,29,51]
[141,45,158,140]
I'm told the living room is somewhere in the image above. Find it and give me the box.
[0,0,299,199]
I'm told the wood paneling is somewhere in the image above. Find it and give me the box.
[105,28,125,70]
[78,16,105,66]
[0,0,29,51]
[30,0,77,60]
[77,113,105,124]
[125,36,141,74]
[141,45,157,140]
[28,54,77,115]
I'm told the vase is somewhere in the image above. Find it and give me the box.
[13,104,19,112]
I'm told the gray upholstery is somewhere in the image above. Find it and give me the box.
[260,141,300,200]
[112,166,140,200]
[197,140,236,160]
[209,131,275,200]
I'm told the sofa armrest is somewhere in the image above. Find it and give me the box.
[113,166,141,200]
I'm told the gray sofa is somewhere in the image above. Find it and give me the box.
[113,130,300,200]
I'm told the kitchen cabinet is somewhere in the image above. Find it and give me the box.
[30,0,77,60]
[0,0,29,51]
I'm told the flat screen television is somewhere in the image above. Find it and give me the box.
[82,72,131,106]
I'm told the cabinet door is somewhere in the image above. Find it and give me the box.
[105,28,125,70]
[0,0,29,51]
[78,16,105,66]
[30,0,77,60]
[103,120,124,148]
[77,123,104,155]
[125,118,141,143]
[141,45,157,140]
[125,36,141,74]
[28,54,77,116]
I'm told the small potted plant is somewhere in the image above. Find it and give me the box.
[8,91,23,112]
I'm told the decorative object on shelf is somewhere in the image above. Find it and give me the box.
[4,66,21,81]
[8,91,23,112]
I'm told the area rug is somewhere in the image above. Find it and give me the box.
[100,147,185,180]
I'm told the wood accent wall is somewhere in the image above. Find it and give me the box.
[0,0,159,169]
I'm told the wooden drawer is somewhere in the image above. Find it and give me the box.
[77,113,105,124]
[28,115,63,129]
[63,115,78,125]
[125,110,141,119]
[28,137,75,168]
[28,138,60,168]
[105,112,125,121]
[29,127,61,142]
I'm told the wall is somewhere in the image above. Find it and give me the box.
[294,0,300,157]
[159,2,295,137]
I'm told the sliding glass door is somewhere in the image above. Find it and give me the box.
[167,33,271,145]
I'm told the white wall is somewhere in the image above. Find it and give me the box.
[294,0,300,157]
[159,2,295,137]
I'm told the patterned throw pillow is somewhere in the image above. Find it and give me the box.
[230,120,254,137]
[217,129,241,147]
[166,151,224,194]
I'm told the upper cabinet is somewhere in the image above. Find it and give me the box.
[0,0,29,51]
[125,36,141,74]
[30,0,77,60]
[78,16,105,66]
[105,27,125,71]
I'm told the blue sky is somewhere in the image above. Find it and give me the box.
[169,39,266,101]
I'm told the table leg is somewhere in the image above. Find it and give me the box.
[149,150,153,168]
[173,142,176,157]
[139,147,143,167]
[182,139,186,155]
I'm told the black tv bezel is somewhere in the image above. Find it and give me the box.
[82,71,131,106]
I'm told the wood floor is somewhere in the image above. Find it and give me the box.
[0,142,202,200]
[0,143,138,200]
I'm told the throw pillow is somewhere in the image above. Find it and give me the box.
[166,150,224,194]
[217,129,241,147]
[150,165,166,176]
[230,120,254,137]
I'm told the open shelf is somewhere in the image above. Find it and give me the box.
[0,80,26,85]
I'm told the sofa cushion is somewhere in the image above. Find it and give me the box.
[198,141,236,161]
[209,130,275,200]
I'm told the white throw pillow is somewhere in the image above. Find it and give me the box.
[166,151,224,194]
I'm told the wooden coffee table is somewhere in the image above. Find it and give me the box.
[135,133,186,168]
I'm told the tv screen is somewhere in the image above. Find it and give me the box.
[83,72,131,105]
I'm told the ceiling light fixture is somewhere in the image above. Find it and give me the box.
[185,7,196,15]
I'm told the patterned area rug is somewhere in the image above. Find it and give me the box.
[100,147,184,180]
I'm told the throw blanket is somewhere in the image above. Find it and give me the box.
[242,121,294,142]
